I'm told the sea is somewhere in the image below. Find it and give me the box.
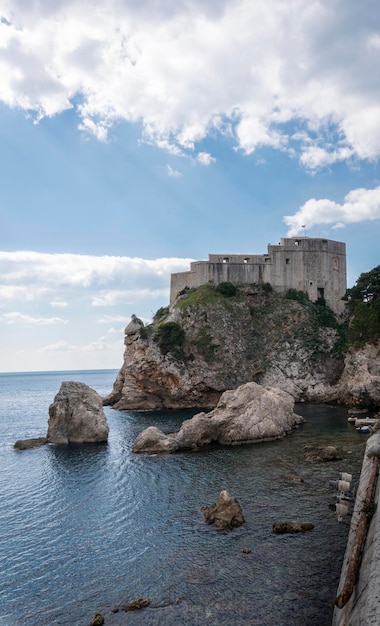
[0,369,368,626]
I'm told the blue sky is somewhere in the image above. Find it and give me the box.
[0,0,379,372]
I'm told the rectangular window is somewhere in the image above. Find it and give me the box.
[286,258,290,264]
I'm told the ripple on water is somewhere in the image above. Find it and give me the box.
[0,395,366,626]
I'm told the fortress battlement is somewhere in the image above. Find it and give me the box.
[170,237,347,314]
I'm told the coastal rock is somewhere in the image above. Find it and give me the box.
[335,342,380,408]
[303,445,345,462]
[14,437,48,450]
[47,382,109,444]
[104,290,346,410]
[132,382,304,453]
[202,490,245,529]
[273,521,315,534]
[89,613,104,626]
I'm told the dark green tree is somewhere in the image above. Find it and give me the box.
[344,265,380,345]
[345,265,380,306]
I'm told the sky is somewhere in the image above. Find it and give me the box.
[0,0,379,373]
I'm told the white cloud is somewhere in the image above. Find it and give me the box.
[0,0,379,167]
[1,312,67,325]
[50,300,68,308]
[284,185,380,236]
[167,164,183,177]
[196,151,216,165]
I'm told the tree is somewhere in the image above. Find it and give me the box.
[344,265,380,345]
[345,265,380,306]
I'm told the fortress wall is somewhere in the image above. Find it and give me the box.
[170,238,346,314]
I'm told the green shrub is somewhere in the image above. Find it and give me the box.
[215,281,237,297]
[262,282,273,293]
[139,325,152,341]
[154,322,185,358]
[153,306,169,323]
[285,289,309,304]
[310,302,337,328]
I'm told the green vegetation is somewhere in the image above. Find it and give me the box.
[310,301,338,329]
[344,265,380,346]
[215,281,238,297]
[285,289,309,304]
[194,326,219,362]
[174,283,238,308]
[153,306,169,322]
[154,322,185,359]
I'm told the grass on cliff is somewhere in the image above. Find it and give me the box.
[174,283,242,308]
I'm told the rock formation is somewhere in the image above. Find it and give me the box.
[335,342,380,408]
[104,286,380,411]
[202,490,245,529]
[14,437,48,450]
[47,381,109,444]
[132,382,304,454]
[303,445,345,462]
[104,286,347,411]
[272,521,315,534]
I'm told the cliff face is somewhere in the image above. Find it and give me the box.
[104,285,371,410]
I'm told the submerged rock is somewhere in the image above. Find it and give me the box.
[303,445,345,462]
[14,437,48,450]
[89,613,104,626]
[202,490,245,530]
[273,521,314,534]
[47,381,109,444]
[283,472,304,483]
[132,381,304,454]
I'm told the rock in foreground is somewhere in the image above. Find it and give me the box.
[132,382,304,454]
[14,437,48,450]
[273,521,315,534]
[47,382,109,444]
[202,490,245,529]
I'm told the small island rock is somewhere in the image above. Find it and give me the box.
[14,437,48,450]
[303,445,345,462]
[273,521,315,534]
[202,490,245,529]
[133,381,304,454]
[47,381,109,444]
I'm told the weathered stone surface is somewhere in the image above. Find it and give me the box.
[335,342,380,408]
[202,490,245,529]
[273,521,314,534]
[105,295,380,412]
[89,613,104,626]
[303,445,345,462]
[14,437,48,450]
[104,291,346,410]
[47,382,109,444]
[132,382,304,454]
[124,315,144,336]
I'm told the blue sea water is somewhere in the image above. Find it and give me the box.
[0,370,367,626]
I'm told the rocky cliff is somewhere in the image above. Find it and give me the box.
[103,284,380,410]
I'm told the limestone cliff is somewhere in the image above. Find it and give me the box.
[104,284,355,410]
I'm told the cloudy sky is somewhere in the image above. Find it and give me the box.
[0,0,379,372]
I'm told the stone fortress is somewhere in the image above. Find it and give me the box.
[170,237,347,314]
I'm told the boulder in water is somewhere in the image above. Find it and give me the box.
[273,521,314,534]
[47,381,109,444]
[201,490,245,530]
